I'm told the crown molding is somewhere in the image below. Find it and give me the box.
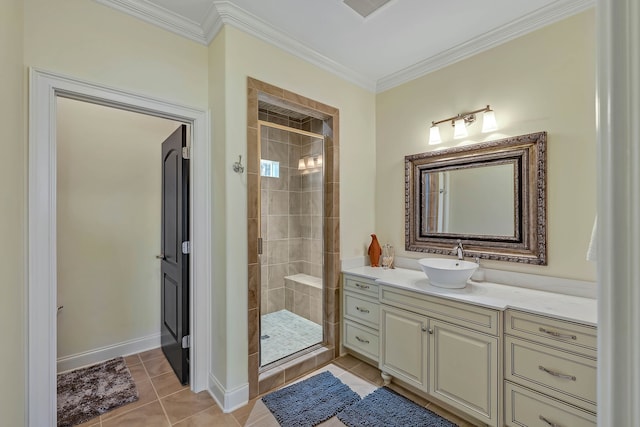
[203,5,224,44]
[94,0,212,45]
[95,0,593,93]
[210,1,376,91]
[376,0,595,92]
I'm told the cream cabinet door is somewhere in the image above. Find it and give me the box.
[429,319,498,427]
[379,304,428,391]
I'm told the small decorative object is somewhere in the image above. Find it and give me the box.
[471,256,485,282]
[381,244,395,269]
[368,234,382,267]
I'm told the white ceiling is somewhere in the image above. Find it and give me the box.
[96,0,594,92]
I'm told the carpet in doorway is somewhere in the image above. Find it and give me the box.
[337,387,459,427]
[262,370,360,427]
[57,357,139,427]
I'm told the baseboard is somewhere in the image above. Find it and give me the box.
[56,333,161,373]
[208,373,249,413]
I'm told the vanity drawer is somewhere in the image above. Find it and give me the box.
[505,310,597,358]
[505,336,596,412]
[344,320,379,361]
[505,381,596,427]
[344,275,379,298]
[344,293,380,329]
[380,286,499,335]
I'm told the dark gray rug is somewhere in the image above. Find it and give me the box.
[337,387,458,427]
[57,357,139,427]
[262,371,361,427]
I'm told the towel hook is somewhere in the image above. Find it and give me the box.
[233,155,245,174]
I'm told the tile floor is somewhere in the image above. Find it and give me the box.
[69,350,477,426]
[260,310,323,365]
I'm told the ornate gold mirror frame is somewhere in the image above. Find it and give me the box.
[405,131,547,264]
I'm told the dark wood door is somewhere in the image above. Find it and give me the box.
[160,124,190,385]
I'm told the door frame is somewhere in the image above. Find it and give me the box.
[27,68,211,426]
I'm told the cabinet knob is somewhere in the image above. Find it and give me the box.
[421,326,433,334]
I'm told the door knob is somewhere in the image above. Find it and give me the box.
[156,254,166,260]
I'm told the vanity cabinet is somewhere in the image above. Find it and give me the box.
[504,309,597,426]
[341,270,597,427]
[342,276,380,362]
[429,319,498,425]
[379,304,428,390]
[379,285,500,427]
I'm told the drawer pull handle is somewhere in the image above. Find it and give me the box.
[539,415,562,427]
[539,327,577,340]
[355,336,370,344]
[356,306,370,313]
[355,283,370,290]
[538,365,576,381]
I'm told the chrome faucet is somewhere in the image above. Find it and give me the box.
[453,240,464,260]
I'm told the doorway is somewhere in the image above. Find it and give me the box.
[28,69,211,426]
[246,78,341,398]
[55,97,185,375]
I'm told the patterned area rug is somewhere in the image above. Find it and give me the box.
[57,357,139,427]
[337,387,458,427]
[262,371,361,427]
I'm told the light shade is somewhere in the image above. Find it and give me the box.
[298,158,306,170]
[482,109,497,133]
[305,157,315,168]
[428,125,442,145]
[453,118,467,139]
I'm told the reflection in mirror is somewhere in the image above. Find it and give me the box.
[405,132,547,264]
[423,163,515,236]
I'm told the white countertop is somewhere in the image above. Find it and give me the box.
[343,266,597,326]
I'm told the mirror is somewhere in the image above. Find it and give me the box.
[405,131,547,264]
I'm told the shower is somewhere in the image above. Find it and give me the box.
[246,78,340,397]
[257,105,325,366]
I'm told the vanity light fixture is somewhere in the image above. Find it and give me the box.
[453,118,467,139]
[297,154,323,171]
[428,105,498,145]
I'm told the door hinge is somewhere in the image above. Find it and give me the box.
[182,241,191,254]
[258,237,263,255]
[182,335,190,349]
[182,146,191,159]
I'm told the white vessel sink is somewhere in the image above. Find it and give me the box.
[418,258,478,289]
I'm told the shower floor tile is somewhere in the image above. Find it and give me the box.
[261,309,322,366]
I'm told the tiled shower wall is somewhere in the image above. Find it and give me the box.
[259,109,324,316]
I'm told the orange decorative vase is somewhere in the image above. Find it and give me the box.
[368,234,382,267]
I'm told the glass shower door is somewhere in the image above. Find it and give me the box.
[258,119,325,367]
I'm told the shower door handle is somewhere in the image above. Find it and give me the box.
[258,237,263,255]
